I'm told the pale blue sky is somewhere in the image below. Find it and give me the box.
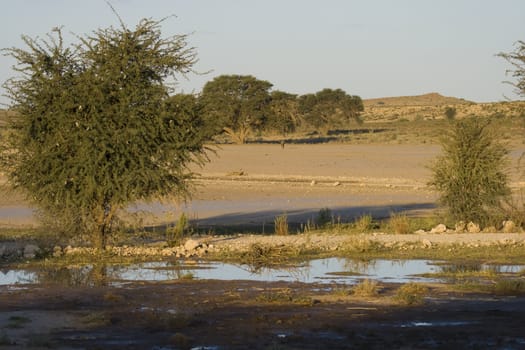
[1,0,524,105]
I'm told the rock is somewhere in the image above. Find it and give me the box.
[184,239,200,252]
[467,222,481,233]
[430,224,447,234]
[414,229,426,235]
[23,244,40,259]
[333,181,341,187]
[455,221,466,232]
[310,180,317,186]
[502,220,516,233]
[422,239,433,248]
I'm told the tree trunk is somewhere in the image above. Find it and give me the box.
[92,202,116,251]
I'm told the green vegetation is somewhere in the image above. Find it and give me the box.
[1,19,210,249]
[200,75,273,144]
[429,117,511,227]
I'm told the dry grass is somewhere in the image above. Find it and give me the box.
[274,213,289,236]
[395,282,429,305]
[387,212,411,234]
[352,279,380,297]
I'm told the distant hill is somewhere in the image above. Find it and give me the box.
[363,92,473,107]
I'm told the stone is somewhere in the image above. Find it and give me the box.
[430,224,447,234]
[184,239,200,252]
[23,244,40,259]
[422,239,433,248]
[333,181,341,187]
[467,222,481,233]
[502,220,516,233]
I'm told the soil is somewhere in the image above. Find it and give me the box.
[1,144,525,349]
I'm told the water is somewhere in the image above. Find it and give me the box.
[1,258,524,287]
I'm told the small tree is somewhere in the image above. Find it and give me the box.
[498,40,525,97]
[444,106,457,121]
[1,19,209,249]
[429,117,510,226]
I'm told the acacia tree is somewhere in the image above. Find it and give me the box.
[200,75,272,144]
[1,19,209,249]
[298,88,364,132]
[498,40,525,97]
[267,90,301,134]
[429,117,510,226]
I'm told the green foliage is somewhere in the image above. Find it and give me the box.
[498,40,525,97]
[267,90,300,134]
[1,19,209,249]
[298,88,364,131]
[200,74,273,143]
[429,117,511,226]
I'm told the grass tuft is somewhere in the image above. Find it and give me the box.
[395,282,428,305]
[352,279,380,297]
[274,213,289,236]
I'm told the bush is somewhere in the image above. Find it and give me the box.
[429,117,511,226]
[316,208,333,227]
[352,279,380,297]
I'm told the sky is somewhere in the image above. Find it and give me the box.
[1,0,524,105]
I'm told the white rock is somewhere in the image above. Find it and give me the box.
[430,224,447,234]
[502,220,516,233]
[467,222,481,233]
[184,239,200,252]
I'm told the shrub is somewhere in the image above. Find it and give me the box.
[316,208,333,227]
[429,117,511,226]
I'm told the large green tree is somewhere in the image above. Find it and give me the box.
[298,88,364,131]
[200,74,272,144]
[1,19,209,249]
[267,90,301,134]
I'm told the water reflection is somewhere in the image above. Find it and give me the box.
[2,258,524,287]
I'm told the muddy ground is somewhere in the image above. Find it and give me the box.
[1,280,525,349]
[1,144,525,349]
